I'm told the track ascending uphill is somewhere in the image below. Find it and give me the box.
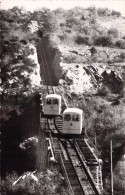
[47,118,102,195]
[38,41,54,94]
[60,152,84,195]
[37,39,103,194]
[66,141,100,195]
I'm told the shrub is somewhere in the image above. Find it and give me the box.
[115,39,125,49]
[87,6,96,14]
[79,24,91,35]
[107,28,119,38]
[20,39,27,45]
[63,54,77,63]
[119,52,125,61]
[94,35,113,47]
[65,28,72,33]
[75,34,89,45]
[1,170,68,195]
[81,15,86,21]
[60,23,65,27]
[97,8,111,16]
[112,10,121,17]
[58,33,75,45]
[66,16,79,29]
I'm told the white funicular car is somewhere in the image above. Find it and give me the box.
[44,94,61,115]
[62,108,83,134]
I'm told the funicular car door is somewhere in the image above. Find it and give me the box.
[71,113,80,133]
[64,113,72,133]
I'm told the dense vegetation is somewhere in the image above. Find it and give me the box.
[1,167,68,195]
[1,6,125,194]
[1,6,125,119]
[54,7,125,48]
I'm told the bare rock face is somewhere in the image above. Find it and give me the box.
[59,62,124,95]
[59,63,95,94]
[55,45,124,96]
[60,63,107,95]
[19,136,38,151]
[102,69,123,94]
[18,137,38,171]
[28,44,41,87]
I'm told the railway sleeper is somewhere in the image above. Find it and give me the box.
[83,154,97,158]
[85,156,97,161]
[81,147,93,151]
[87,162,99,166]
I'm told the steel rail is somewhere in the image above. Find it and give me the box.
[59,153,75,195]
[38,41,54,94]
[40,40,54,94]
[74,141,101,195]
[48,117,101,194]
[38,39,103,194]
[85,134,100,157]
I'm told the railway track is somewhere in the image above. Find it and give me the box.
[39,94,103,194]
[45,93,103,194]
[37,39,103,194]
[49,135,84,195]
[37,117,48,171]
[76,138,103,191]
[66,141,99,195]
[61,156,84,195]
[48,118,102,194]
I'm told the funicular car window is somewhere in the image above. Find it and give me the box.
[46,99,52,104]
[64,114,71,121]
[53,99,58,105]
[72,114,79,121]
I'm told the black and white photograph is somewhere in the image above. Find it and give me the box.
[1,0,125,194]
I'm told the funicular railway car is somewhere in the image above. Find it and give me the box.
[62,108,83,135]
[43,94,61,115]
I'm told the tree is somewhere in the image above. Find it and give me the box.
[33,8,58,35]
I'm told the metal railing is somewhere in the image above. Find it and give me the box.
[85,134,100,157]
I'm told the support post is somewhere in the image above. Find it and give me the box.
[94,132,97,146]
[110,140,113,195]
[36,118,48,172]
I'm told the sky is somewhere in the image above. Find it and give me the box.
[1,0,125,16]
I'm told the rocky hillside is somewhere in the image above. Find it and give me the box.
[1,6,125,194]
[57,45,124,95]
[52,9,125,194]
[50,7,125,98]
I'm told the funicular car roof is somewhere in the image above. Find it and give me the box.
[45,94,61,99]
[63,108,83,114]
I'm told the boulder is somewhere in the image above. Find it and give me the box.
[102,70,123,93]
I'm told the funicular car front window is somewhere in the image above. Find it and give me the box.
[46,99,52,104]
[72,114,79,121]
[53,99,58,105]
[64,114,71,121]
